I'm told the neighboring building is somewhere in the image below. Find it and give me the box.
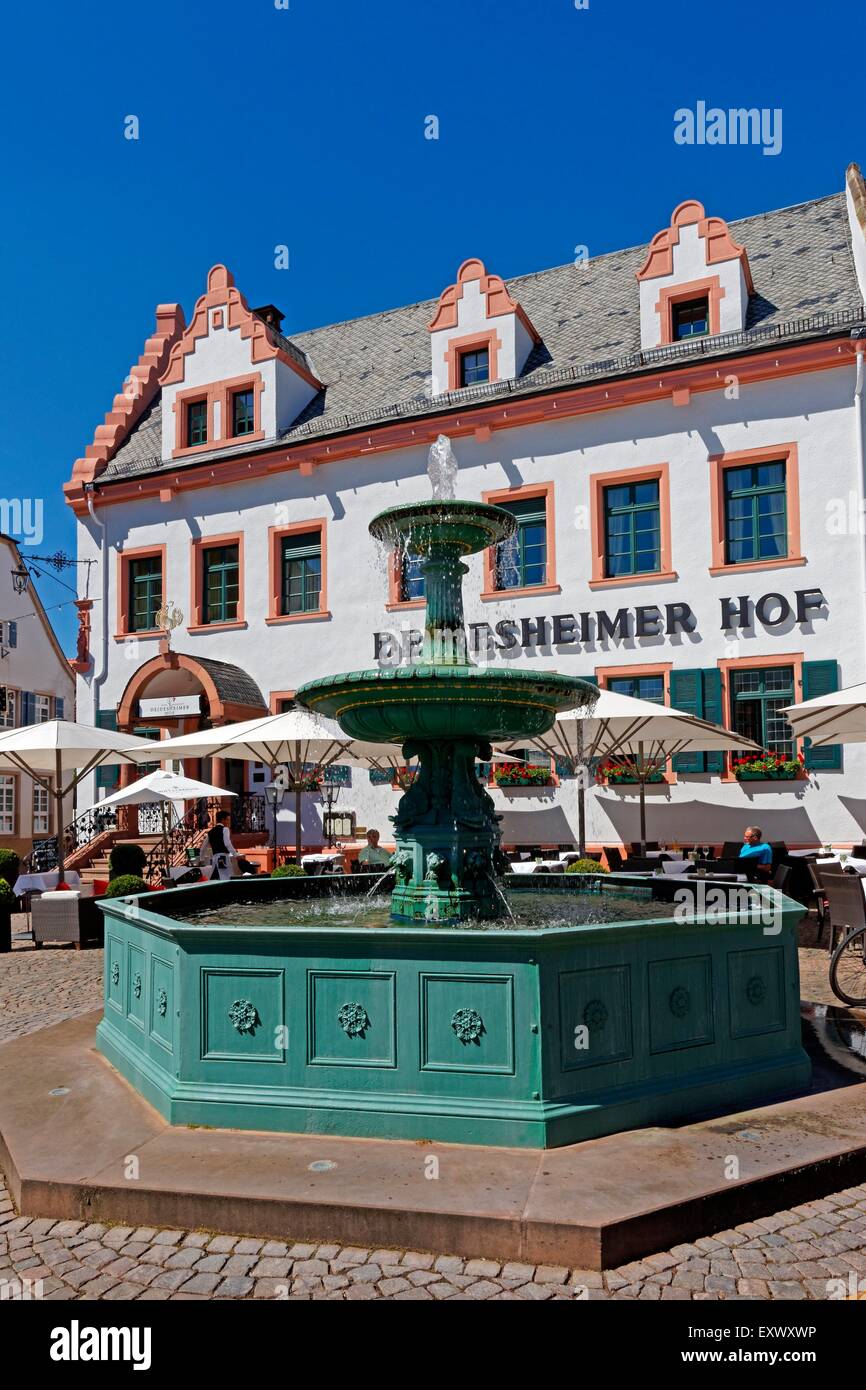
[0,534,75,862]
[65,165,866,849]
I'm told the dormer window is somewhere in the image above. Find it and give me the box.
[672,296,709,341]
[460,348,490,387]
[187,399,208,446]
[232,388,255,437]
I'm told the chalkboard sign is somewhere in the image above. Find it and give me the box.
[30,837,59,871]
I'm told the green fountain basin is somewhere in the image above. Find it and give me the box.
[369,499,515,555]
[297,664,591,744]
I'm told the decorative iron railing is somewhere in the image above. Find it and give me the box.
[144,794,267,880]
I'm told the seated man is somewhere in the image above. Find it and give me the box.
[207,811,258,878]
[357,828,392,867]
[739,826,773,877]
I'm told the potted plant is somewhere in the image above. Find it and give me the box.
[0,848,20,889]
[733,751,804,781]
[599,761,665,785]
[492,763,553,789]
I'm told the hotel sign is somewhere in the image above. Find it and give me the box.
[373,587,827,660]
[139,695,201,718]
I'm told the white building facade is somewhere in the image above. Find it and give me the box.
[66,167,866,851]
[0,535,75,861]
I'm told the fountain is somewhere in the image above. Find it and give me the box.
[94,439,810,1148]
[295,439,594,921]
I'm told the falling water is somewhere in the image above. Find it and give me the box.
[427,434,459,500]
[487,872,516,923]
[364,863,396,898]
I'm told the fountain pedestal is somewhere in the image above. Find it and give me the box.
[298,499,594,921]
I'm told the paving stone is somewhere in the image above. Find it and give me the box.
[124,1265,160,1287]
[768,1281,808,1299]
[102,1282,143,1300]
[139,1247,173,1267]
[400,1251,435,1270]
[79,1275,120,1298]
[215,1276,254,1298]
[738,1278,770,1297]
[222,1254,258,1276]
[165,1247,205,1270]
[316,1244,341,1260]
[378,1276,412,1295]
[434,1255,465,1275]
[345,1283,378,1300]
[233,1239,263,1255]
[254,1279,291,1299]
[260,1241,289,1258]
[195,1254,227,1274]
[208,1236,239,1254]
[251,1258,291,1279]
[287,1243,317,1259]
[534,1264,569,1285]
[407,1270,440,1286]
[151,1269,194,1291]
[130,1228,158,1244]
[393,1287,433,1299]
[516,1282,554,1300]
[464,1258,501,1278]
[182,1233,211,1249]
[181,1272,224,1295]
[349,1263,382,1284]
[368,1250,401,1266]
[335,1247,369,1265]
[322,1275,350,1290]
[293,1258,330,1278]
[429,1281,461,1299]
[501,1261,535,1281]
[152,1230,184,1246]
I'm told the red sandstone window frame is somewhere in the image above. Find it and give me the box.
[172,373,265,459]
[266,518,331,625]
[480,481,560,601]
[588,462,676,590]
[716,651,805,781]
[115,544,167,641]
[707,442,804,576]
[594,662,677,784]
[444,330,501,392]
[188,532,247,634]
[655,276,723,347]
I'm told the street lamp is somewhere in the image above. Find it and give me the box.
[264,780,286,861]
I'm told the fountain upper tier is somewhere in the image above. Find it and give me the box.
[297,498,594,744]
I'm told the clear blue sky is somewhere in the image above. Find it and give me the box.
[1,0,862,650]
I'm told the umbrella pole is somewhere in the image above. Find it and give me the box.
[576,724,586,858]
[638,740,647,854]
[55,748,66,883]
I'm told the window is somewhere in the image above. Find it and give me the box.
[232,389,255,437]
[607,674,665,705]
[187,399,208,446]
[724,462,787,565]
[730,666,794,757]
[0,776,14,835]
[672,296,709,340]
[459,348,489,386]
[0,688,16,728]
[280,531,322,615]
[603,480,661,578]
[495,497,547,590]
[203,544,240,624]
[55,697,65,720]
[400,552,425,602]
[35,694,50,723]
[277,697,296,714]
[33,782,50,835]
[128,555,162,631]
[0,622,16,649]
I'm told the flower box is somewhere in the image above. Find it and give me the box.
[492,765,553,789]
[733,753,804,782]
[599,763,665,786]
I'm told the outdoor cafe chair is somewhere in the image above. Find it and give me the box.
[807,860,828,940]
[603,847,624,872]
[823,872,866,1003]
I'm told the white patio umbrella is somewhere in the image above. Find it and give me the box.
[0,719,165,881]
[133,710,395,862]
[95,769,236,878]
[783,682,866,746]
[500,689,761,854]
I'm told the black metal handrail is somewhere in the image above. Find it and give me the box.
[144,793,267,880]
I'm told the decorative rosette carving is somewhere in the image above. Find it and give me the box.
[451,1007,484,1043]
[338,1002,369,1038]
[228,1000,259,1034]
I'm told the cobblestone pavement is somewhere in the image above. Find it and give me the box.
[3,1178,866,1300]
[2,923,865,1301]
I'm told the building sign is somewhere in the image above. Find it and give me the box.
[139,695,201,719]
[373,587,827,661]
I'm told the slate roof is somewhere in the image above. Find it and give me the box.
[100,191,864,484]
[194,657,267,711]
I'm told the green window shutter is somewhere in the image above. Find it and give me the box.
[670,670,705,773]
[96,709,120,790]
[701,669,726,774]
[801,661,841,770]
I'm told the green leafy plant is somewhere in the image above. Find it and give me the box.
[109,842,147,879]
[733,752,804,780]
[0,877,17,909]
[599,761,665,784]
[105,875,149,898]
[0,848,20,887]
[492,763,552,787]
[272,863,306,878]
[565,859,609,874]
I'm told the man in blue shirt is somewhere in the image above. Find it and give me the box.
[739,826,773,875]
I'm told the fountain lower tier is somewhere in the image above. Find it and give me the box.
[298,668,592,921]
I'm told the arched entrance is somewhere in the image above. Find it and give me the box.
[114,651,268,829]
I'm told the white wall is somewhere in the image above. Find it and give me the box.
[77,360,866,847]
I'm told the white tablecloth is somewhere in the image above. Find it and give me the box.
[13,870,81,895]
[815,855,866,876]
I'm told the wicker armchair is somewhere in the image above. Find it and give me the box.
[31,892,103,949]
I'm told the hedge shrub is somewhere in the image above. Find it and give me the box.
[0,848,20,887]
[271,863,306,878]
[105,875,150,898]
[565,858,609,874]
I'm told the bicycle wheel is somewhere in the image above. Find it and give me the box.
[830,925,866,1007]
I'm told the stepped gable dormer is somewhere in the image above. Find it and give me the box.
[158,264,322,462]
[427,257,540,396]
[635,200,754,350]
